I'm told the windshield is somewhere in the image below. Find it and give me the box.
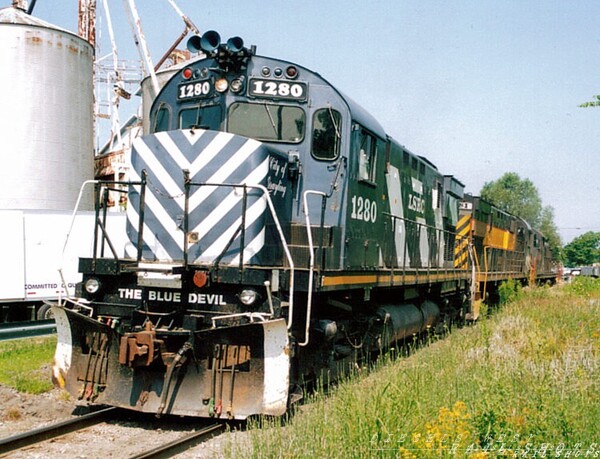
[228,102,305,143]
[179,105,223,130]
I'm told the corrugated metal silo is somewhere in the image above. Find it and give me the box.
[0,6,94,210]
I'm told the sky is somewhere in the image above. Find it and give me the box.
[25,0,600,244]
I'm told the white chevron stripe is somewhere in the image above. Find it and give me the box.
[156,130,234,177]
[127,171,185,250]
[128,132,268,263]
[229,228,266,266]
[155,131,196,172]
[127,172,185,252]
[188,132,235,177]
[135,132,235,214]
[180,128,207,146]
[188,138,262,210]
[144,191,185,250]
[125,199,173,261]
[133,138,184,204]
[193,197,267,263]
[128,168,141,182]
[190,157,270,241]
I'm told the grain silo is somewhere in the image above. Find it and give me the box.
[0,4,94,210]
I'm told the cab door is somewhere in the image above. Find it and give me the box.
[345,125,385,268]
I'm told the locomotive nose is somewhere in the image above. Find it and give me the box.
[126,129,293,267]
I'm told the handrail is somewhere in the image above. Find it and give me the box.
[299,190,327,347]
[58,179,99,303]
[469,242,478,310]
[136,170,148,262]
[58,178,145,303]
[62,177,296,328]
[483,246,490,301]
[184,180,295,330]
[383,211,460,270]
[211,312,271,328]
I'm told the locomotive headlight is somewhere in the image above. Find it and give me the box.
[215,78,229,92]
[239,289,258,306]
[84,278,101,294]
[230,77,244,93]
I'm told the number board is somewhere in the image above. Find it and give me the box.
[178,80,213,100]
[248,78,308,101]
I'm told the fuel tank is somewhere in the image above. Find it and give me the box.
[376,300,440,345]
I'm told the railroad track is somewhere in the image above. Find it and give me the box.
[0,406,224,458]
[0,319,56,341]
[0,406,117,456]
[130,423,224,459]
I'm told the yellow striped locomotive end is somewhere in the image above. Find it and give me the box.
[454,214,471,269]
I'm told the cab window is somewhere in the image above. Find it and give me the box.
[179,105,222,130]
[312,107,341,160]
[358,128,378,183]
[228,102,305,143]
[152,104,171,133]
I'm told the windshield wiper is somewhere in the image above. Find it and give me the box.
[263,103,278,137]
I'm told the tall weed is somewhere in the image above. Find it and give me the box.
[497,278,523,305]
[564,275,600,297]
[229,285,600,458]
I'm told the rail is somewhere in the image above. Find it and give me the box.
[0,319,56,341]
[129,422,223,459]
[0,407,118,455]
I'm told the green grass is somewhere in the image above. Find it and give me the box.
[1,280,598,456]
[0,336,56,394]
[228,280,600,458]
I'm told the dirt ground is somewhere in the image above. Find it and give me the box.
[0,385,247,458]
[0,385,77,438]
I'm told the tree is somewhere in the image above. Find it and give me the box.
[579,96,600,108]
[538,206,563,261]
[480,172,542,226]
[480,172,563,260]
[563,231,600,266]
